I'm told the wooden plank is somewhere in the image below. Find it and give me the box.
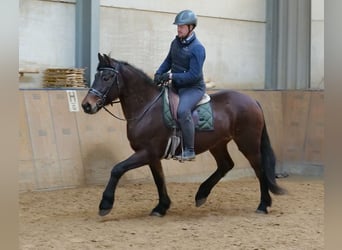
[24,91,62,189]
[59,159,84,187]
[49,91,85,186]
[34,159,63,189]
[19,92,33,161]
[19,92,37,191]
[303,92,324,164]
[19,160,37,192]
[19,68,39,77]
[43,68,86,88]
[282,91,311,163]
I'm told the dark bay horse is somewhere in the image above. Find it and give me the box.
[81,53,286,217]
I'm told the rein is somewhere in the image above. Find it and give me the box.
[102,105,126,121]
[90,65,165,122]
[103,88,165,122]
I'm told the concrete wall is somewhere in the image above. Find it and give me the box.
[19,0,75,88]
[19,89,324,192]
[19,0,324,89]
[100,0,266,89]
[311,0,325,89]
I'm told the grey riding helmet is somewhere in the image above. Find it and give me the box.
[173,10,197,27]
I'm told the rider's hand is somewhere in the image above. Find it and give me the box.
[159,73,170,83]
[153,73,161,85]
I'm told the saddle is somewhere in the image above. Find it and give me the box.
[167,87,211,121]
[162,86,213,159]
[163,87,213,129]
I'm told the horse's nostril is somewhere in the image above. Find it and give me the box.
[82,102,91,113]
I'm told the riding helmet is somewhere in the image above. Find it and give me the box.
[173,10,197,27]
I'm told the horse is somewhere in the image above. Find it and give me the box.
[81,53,286,217]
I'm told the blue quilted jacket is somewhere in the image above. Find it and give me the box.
[156,33,206,90]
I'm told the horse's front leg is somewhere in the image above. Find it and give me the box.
[99,150,149,216]
[149,160,171,217]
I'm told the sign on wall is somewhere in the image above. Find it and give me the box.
[66,90,79,112]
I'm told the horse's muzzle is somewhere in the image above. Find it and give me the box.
[82,101,92,114]
[82,101,100,114]
[81,90,105,114]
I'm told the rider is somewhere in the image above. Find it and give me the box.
[154,10,206,161]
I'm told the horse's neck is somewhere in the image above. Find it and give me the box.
[119,81,160,120]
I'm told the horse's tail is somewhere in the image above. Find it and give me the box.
[257,102,287,195]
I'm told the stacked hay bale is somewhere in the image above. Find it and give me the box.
[43,68,86,88]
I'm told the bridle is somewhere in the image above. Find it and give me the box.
[88,63,165,122]
[89,65,120,105]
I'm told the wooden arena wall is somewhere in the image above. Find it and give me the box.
[19,89,324,192]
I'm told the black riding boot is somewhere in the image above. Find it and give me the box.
[175,114,196,161]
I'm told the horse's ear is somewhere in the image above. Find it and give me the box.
[103,54,111,65]
[98,53,104,63]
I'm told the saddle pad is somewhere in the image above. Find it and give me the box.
[162,91,214,131]
[193,102,214,131]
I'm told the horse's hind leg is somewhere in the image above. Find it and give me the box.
[149,160,171,217]
[245,153,272,213]
[195,142,234,207]
[235,140,272,214]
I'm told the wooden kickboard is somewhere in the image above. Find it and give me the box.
[303,92,324,164]
[282,91,311,163]
[48,91,85,186]
[24,91,62,189]
[19,92,36,191]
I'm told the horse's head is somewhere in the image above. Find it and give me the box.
[82,53,121,114]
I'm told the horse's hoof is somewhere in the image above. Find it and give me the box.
[150,211,164,217]
[98,209,112,217]
[255,209,268,214]
[195,198,207,207]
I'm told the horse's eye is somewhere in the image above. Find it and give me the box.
[103,74,113,82]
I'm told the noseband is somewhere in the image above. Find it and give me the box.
[89,65,120,108]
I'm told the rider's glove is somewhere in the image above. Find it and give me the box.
[159,73,170,83]
[153,73,161,85]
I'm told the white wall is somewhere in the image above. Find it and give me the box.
[100,0,266,89]
[19,0,324,90]
[311,0,324,89]
[19,0,75,68]
[101,0,266,22]
[100,10,266,89]
[19,0,75,88]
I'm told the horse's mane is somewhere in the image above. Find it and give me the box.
[121,61,154,85]
[98,57,154,85]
